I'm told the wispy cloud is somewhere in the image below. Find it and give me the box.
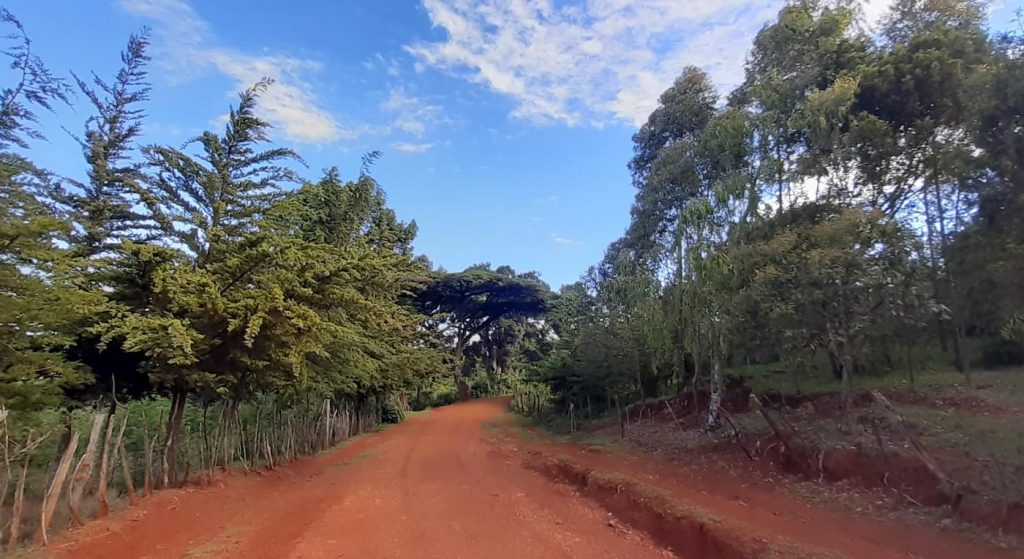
[407,0,893,127]
[363,53,402,77]
[551,233,580,246]
[380,87,449,137]
[120,0,348,144]
[391,141,435,153]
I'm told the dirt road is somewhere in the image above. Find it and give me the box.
[44,399,667,559]
[43,399,1016,559]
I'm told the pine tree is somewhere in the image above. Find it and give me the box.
[60,30,156,260]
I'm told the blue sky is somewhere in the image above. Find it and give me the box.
[5,0,1021,288]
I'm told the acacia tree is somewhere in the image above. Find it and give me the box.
[415,265,548,400]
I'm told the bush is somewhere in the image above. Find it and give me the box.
[380,399,405,424]
[977,338,1024,369]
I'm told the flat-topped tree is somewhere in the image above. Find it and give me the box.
[416,265,549,400]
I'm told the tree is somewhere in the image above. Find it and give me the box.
[735,206,924,406]
[0,9,71,150]
[60,30,155,260]
[99,80,306,484]
[0,11,102,412]
[415,265,549,399]
[0,161,103,411]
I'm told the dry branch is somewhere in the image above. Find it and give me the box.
[870,390,959,505]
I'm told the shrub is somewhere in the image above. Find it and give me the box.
[977,338,1024,369]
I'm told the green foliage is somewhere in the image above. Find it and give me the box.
[977,339,1024,369]
[415,264,550,397]
[380,398,405,424]
[0,13,450,536]
[536,0,1022,422]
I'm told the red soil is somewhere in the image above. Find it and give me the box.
[35,400,666,559]
[33,399,1018,558]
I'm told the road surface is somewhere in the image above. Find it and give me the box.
[45,399,669,558]
[44,399,1016,559]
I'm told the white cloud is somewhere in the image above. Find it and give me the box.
[120,0,348,144]
[380,87,449,137]
[407,0,893,127]
[391,141,435,153]
[551,233,581,246]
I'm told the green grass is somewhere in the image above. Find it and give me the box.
[734,363,973,398]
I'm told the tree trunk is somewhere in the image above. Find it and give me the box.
[933,179,969,384]
[118,438,136,505]
[706,334,724,430]
[201,403,211,478]
[906,343,916,389]
[69,412,107,526]
[163,392,187,487]
[322,399,331,451]
[615,395,625,439]
[38,432,79,544]
[454,332,472,401]
[221,400,236,471]
[841,350,854,414]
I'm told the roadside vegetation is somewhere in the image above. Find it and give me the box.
[0,9,551,549]
[3,0,1024,551]
[509,0,1024,539]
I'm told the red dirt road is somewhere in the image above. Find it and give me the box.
[39,399,1018,559]
[41,399,668,559]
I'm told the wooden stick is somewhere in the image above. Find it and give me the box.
[116,411,136,505]
[142,409,153,496]
[69,412,107,526]
[8,455,29,552]
[39,431,79,544]
[749,394,811,469]
[870,390,958,504]
[96,408,118,517]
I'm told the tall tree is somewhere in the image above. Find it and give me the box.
[60,30,154,260]
[415,265,549,399]
[0,10,102,412]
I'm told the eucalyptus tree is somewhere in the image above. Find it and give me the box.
[856,0,993,381]
[730,0,868,212]
[625,67,719,394]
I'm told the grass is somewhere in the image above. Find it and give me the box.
[734,363,973,399]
